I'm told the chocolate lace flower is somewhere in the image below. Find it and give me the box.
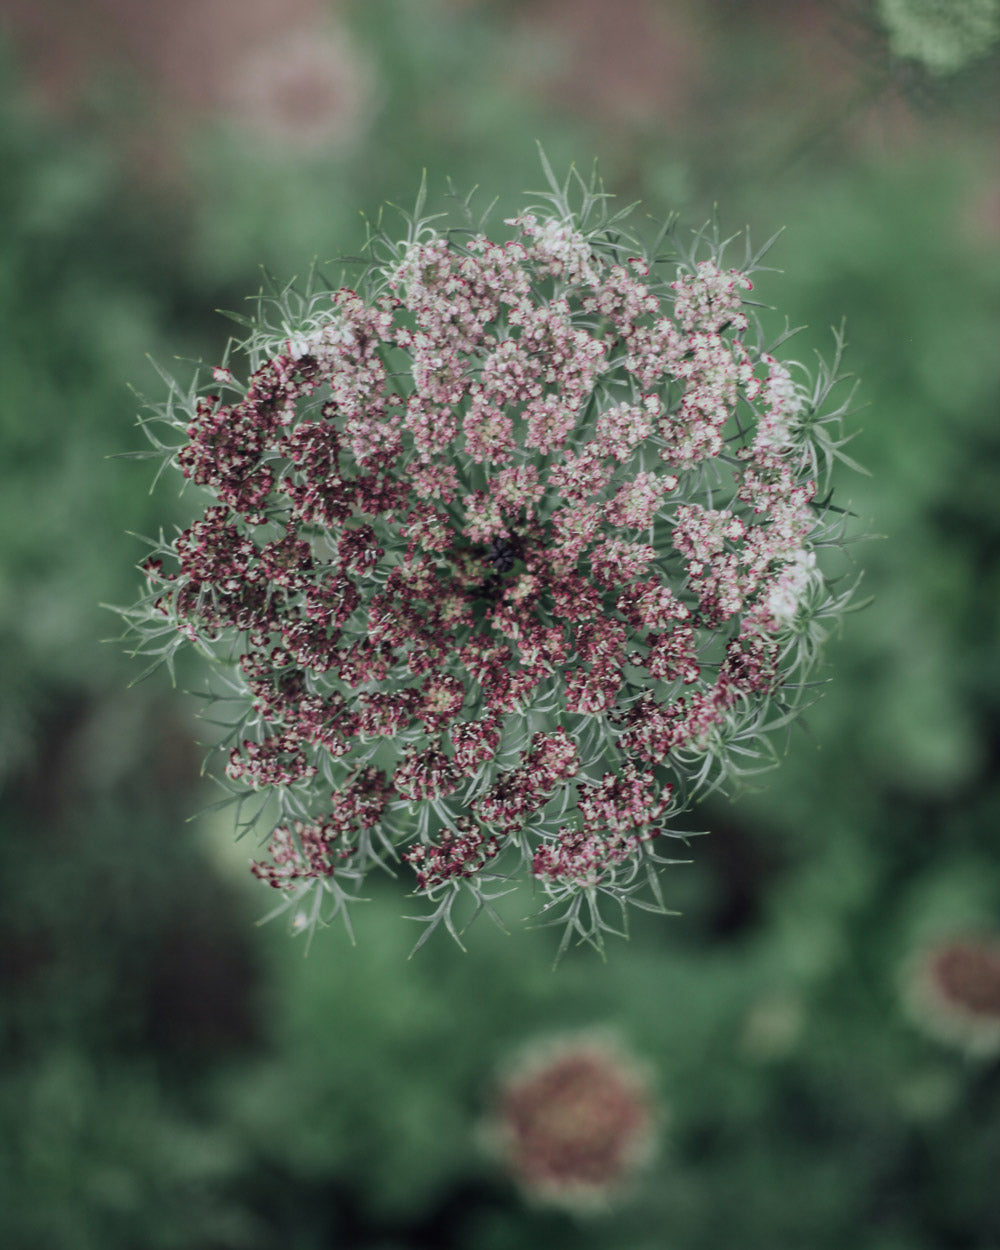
[123,163,860,952]
[488,1031,658,1211]
[902,934,1000,1056]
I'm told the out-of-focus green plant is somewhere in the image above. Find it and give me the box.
[0,1049,259,1250]
[878,0,1000,75]
[0,57,213,783]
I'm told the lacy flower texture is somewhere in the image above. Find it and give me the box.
[129,175,858,951]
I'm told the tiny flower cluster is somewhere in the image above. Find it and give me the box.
[123,164,859,953]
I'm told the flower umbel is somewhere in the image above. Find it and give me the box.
[121,161,861,954]
[488,1031,658,1211]
[902,934,1000,1056]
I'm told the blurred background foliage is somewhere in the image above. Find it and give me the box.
[0,0,999,1246]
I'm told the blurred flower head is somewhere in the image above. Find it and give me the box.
[740,990,804,1062]
[1,0,373,172]
[877,0,1000,75]
[122,164,860,953]
[489,1031,658,1210]
[219,23,374,151]
[902,934,1000,1056]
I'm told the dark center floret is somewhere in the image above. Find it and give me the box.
[486,535,519,573]
[474,530,531,604]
